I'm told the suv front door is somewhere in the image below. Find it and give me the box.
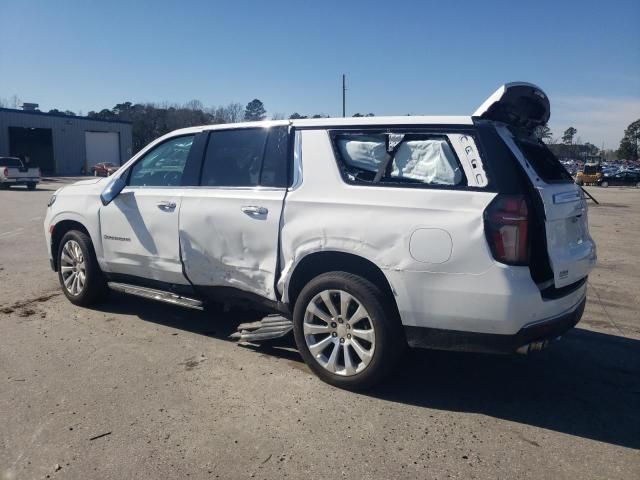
[99,135,195,284]
[179,126,290,300]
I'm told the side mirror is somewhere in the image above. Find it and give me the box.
[100,177,126,206]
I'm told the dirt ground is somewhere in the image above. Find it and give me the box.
[1,180,638,479]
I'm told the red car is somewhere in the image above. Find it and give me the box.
[91,162,119,177]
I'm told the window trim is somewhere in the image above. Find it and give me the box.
[328,127,476,191]
[196,126,292,189]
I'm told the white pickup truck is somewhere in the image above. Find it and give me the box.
[0,156,41,190]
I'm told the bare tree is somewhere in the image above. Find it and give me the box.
[271,112,285,120]
[225,103,244,123]
[184,99,204,111]
[208,102,245,124]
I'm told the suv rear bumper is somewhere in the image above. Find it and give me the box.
[404,296,586,354]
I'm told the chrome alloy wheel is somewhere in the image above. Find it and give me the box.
[303,289,376,376]
[60,239,86,296]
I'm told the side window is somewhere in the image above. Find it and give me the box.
[333,132,465,186]
[260,126,289,187]
[513,138,574,184]
[201,129,268,187]
[128,136,194,187]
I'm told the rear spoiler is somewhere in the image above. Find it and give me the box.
[473,82,550,131]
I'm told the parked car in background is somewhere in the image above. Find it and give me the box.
[91,162,119,177]
[598,170,640,187]
[0,156,40,190]
[575,163,603,186]
[44,83,596,390]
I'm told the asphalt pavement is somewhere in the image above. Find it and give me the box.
[1,179,638,479]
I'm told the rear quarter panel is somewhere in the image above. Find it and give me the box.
[280,129,499,328]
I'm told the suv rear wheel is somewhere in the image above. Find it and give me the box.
[57,230,108,306]
[292,271,403,390]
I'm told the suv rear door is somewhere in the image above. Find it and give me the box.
[179,125,290,300]
[474,83,596,288]
[497,127,596,288]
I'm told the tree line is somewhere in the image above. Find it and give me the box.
[3,93,636,160]
[537,121,639,161]
[83,98,378,153]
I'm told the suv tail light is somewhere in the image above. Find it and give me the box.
[3,167,7,177]
[484,194,529,265]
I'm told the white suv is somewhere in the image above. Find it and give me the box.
[44,83,596,389]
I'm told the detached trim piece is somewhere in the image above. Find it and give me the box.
[404,298,585,354]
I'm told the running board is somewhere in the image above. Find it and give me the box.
[230,314,293,342]
[107,282,204,310]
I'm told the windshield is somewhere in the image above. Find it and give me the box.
[1,157,23,168]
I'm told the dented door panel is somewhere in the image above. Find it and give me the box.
[180,188,285,300]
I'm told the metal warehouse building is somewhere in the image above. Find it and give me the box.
[0,107,132,175]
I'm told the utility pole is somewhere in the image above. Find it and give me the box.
[342,74,346,118]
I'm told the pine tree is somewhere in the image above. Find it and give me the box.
[244,99,266,121]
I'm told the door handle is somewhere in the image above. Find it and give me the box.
[157,201,177,211]
[241,205,268,216]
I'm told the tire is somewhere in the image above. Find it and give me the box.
[601,181,609,188]
[27,182,36,190]
[292,271,404,391]
[57,230,109,306]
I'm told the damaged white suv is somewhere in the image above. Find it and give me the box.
[44,83,596,390]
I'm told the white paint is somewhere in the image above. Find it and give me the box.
[99,187,187,284]
[85,131,120,171]
[179,187,285,300]
[409,229,452,264]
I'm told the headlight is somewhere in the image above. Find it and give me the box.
[47,188,62,207]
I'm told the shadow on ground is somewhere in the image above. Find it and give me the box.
[94,293,640,450]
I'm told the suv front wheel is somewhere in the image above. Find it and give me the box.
[293,272,404,390]
[57,230,108,306]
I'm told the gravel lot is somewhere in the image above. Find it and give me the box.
[1,179,639,479]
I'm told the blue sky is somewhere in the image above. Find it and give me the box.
[1,0,638,147]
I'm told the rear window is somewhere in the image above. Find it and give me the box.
[332,132,465,187]
[515,139,573,183]
[1,158,23,168]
